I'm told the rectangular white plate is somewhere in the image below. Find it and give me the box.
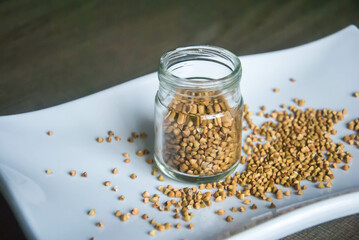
[0,25,358,240]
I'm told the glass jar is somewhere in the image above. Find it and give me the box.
[154,46,243,183]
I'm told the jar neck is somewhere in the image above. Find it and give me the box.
[158,46,242,97]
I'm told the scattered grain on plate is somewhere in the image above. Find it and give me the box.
[104,181,111,187]
[115,210,122,217]
[112,168,118,174]
[130,173,137,179]
[131,208,139,215]
[132,132,139,138]
[142,191,151,198]
[119,195,125,201]
[276,189,284,199]
[115,136,121,141]
[129,104,354,232]
[96,137,103,143]
[128,137,134,143]
[324,175,331,183]
[136,150,144,156]
[260,106,266,111]
[108,131,114,136]
[206,183,213,190]
[284,190,291,196]
[123,153,130,158]
[165,223,171,229]
[158,175,164,182]
[45,169,53,175]
[88,101,354,235]
[150,195,159,203]
[231,207,237,212]
[226,216,233,222]
[257,111,264,117]
[81,172,87,177]
[124,159,130,163]
[47,131,53,136]
[216,209,225,215]
[112,186,119,192]
[187,223,194,229]
[317,182,325,189]
[348,120,357,130]
[106,137,112,143]
[280,104,286,108]
[88,209,96,216]
[146,158,154,164]
[149,230,156,236]
[342,165,350,171]
[142,214,149,220]
[140,132,147,139]
[157,224,165,232]
[150,219,156,225]
[96,221,104,228]
[69,170,76,176]
[239,206,246,212]
[120,213,130,221]
[354,92,359,98]
[243,199,251,205]
[298,99,305,107]
[157,185,164,192]
[290,78,296,82]
[250,204,258,210]
[273,88,280,93]
[215,196,224,202]
[183,215,191,222]
[269,203,276,209]
[326,182,333,188]
[176,223,181,229]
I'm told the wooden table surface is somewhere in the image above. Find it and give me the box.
[1,0,359,239]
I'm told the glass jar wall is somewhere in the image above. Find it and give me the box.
[154,46,243,183]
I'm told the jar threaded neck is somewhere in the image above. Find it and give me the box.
[158,46,242,93]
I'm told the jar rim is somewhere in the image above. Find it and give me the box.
[158,45,242,91]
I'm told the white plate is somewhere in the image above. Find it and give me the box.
[0,25,359,240]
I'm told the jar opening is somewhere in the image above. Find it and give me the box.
[159,46,242,92]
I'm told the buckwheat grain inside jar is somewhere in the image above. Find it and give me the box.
[154,46,243,183]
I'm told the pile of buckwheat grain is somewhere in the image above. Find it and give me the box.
[43,80,357,239]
